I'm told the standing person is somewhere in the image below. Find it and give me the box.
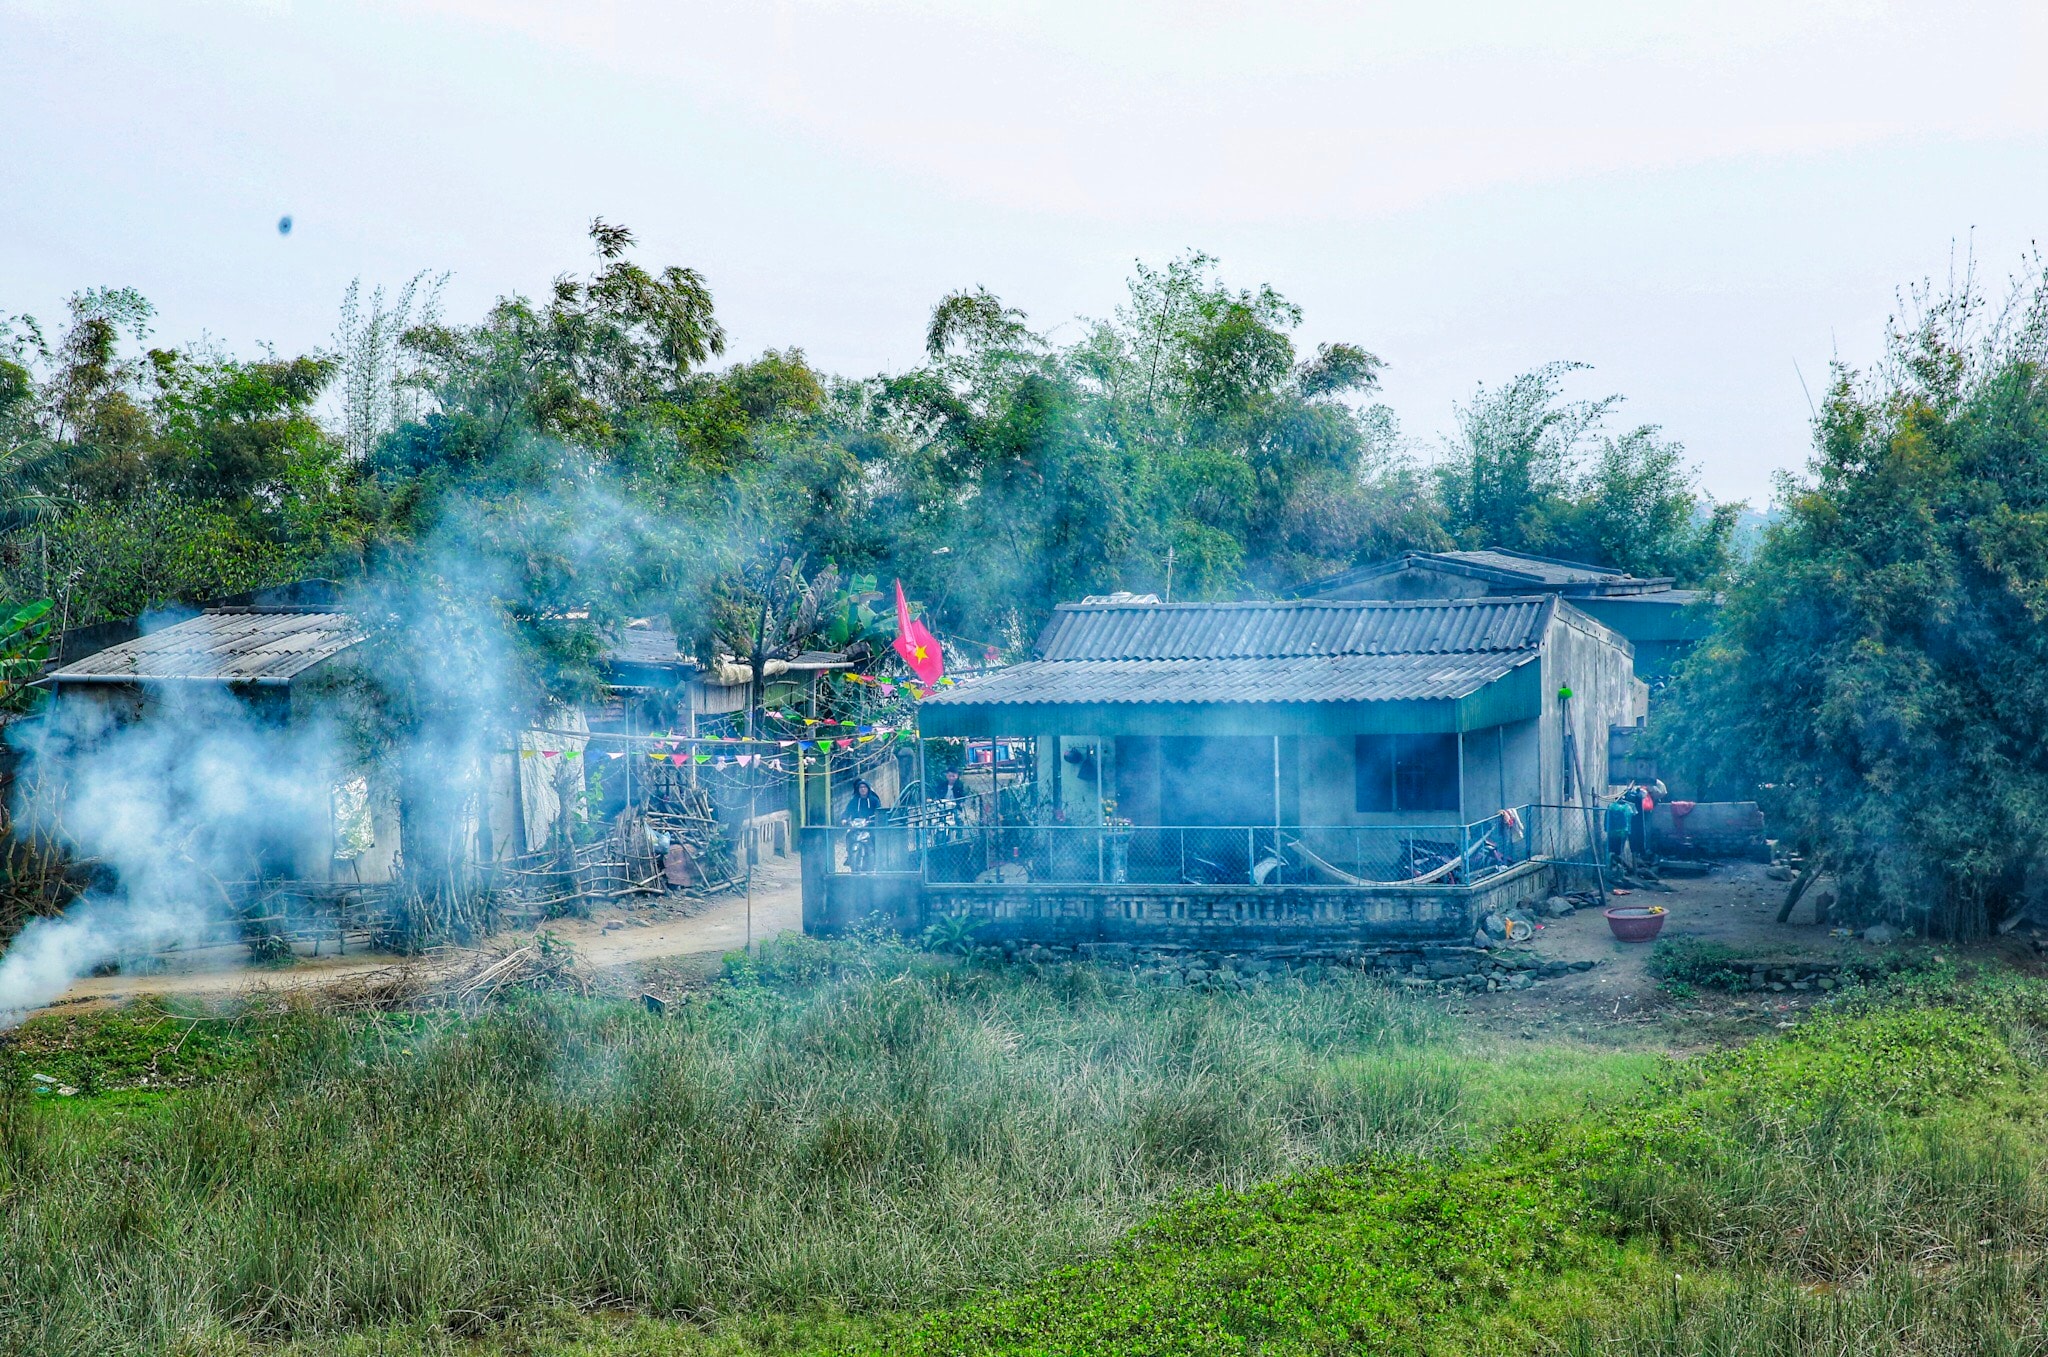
[1605,791,1635,867]
[1630,782,1655,865]
[942,768,968,802]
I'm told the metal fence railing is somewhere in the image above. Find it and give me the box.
[810,802,1618,887]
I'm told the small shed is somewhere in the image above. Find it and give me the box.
[1295,548,1712,688]
[39,606,396,882]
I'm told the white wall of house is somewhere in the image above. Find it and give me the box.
[1538,605,1638,854]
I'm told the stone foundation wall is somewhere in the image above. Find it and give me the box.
[999,938,1602,994]
[801,827,1560,952]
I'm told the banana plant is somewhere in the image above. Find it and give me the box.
[0,599,54,712]
[822,573,882,652]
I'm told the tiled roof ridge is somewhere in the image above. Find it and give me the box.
[1051,595,1542,610]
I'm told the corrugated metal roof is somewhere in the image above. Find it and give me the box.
[1292,549,1677,599]
[1438,549,1626,584]
[605,623,687,668]
[1034,597,1551,662]
[1575,588,1708,606]
[49,610,363,685]
[924,597,1554,709]
[923,652,1538,707]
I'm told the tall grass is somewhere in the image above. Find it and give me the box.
[1576,1257,2048,1356]
[0,938,1490,1355]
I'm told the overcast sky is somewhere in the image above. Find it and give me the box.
[5,1,2048,504]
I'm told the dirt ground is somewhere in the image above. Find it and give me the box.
[33,854,2047,1044]
[1459,858,2046,1047]
[32,855,806,1016]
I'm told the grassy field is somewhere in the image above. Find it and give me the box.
[4,935,2045,1355]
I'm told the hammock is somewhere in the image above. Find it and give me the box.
[1286,830,1495,887]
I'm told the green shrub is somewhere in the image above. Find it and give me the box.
[1646,937,1752,991]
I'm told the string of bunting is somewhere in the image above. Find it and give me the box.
[833,671,957,700]
[513,720,917,777]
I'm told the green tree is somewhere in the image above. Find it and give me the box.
[401,217,725,451]
[866,254,1433,634]
[1657,264,2048,938]
[0,296,362,624]
[1435,362,1735,585]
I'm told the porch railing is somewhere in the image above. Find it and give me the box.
[817,804,1585,886]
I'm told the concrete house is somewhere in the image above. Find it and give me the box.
[805,595,1638,948]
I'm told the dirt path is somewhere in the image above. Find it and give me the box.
[43,852,2041,1041]
[1461,858,2042,1044]
[34,857,805,1014]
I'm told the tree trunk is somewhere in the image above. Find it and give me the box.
[396,745,484,946]
[1777,862,1822,924]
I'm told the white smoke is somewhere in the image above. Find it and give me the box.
[0,682,344,1025]
[0,454,731,1024]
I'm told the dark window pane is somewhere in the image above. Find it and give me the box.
[1355,735,1395,812]
[1358,733,1459,813]
[1393,733,1460,813]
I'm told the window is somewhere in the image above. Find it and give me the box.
[1355,734,1459,813]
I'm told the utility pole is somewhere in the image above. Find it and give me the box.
[1164,545,1175,603]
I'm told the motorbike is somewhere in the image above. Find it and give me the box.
[844,817,876,873]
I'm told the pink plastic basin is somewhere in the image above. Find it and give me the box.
[1605,905,1668,943]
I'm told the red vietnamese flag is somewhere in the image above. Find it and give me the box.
[892,580,945,686]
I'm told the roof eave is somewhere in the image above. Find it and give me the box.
[52,673,301,688]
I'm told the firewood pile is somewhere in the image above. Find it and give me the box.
[644,783,741,894]
[307,936,592,1012]
[446,937,591,1003]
